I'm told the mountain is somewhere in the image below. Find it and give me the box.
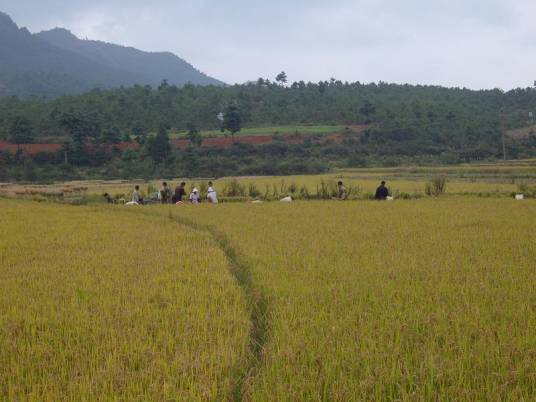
[0,12,223,98]
[35,28,223,88]
[0,12,141,98]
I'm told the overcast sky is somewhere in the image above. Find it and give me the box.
[2,0,535,89]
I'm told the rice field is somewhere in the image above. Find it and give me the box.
[1,195,536,400]
[0,200,250,401]
[155,198,536,400]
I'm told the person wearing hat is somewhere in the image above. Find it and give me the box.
[189,188,200,204]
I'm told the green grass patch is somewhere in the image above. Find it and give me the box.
[169,125,345,139]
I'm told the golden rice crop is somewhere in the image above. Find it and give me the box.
[2,195,536,401]
[161,198,536,400]
[0,200,249,401]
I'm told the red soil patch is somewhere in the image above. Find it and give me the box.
[241,136,273,146]
[345,124,369,133]
[323,133,345,144]
[1,126,369,154]
[0,141,140,155]
[319,125,369,145]
[171,135,274,149]
[83,141,141,152]
[172,139,190,149]
[112,141,141,151]
[283,134,305,145]
[170,131,365,149]
[0,141,62,155]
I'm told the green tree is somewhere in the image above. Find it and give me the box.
[9,116,34,144]
[275,71,288,86]
[221,105,242,140]
[100,127,121,144]
[146,122,171,163]
[23,158,37,181]
[359,101,376,117]
[58,111,100,143]
[58,111,100,165]
[186,122,203,147]
[132,125,147,144]
[158,79,170,91]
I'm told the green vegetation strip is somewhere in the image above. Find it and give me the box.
[169,125,345,138]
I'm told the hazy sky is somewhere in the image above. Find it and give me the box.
[2,0,535,89]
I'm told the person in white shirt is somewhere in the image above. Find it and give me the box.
[189,188,200,204]
[132,185,142,204]
[207,181,218,204]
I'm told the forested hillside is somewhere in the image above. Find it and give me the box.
[1,72,536,181]
[0,12,222,98]
[2,79,536,144]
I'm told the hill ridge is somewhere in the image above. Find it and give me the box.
[0,11,224,98]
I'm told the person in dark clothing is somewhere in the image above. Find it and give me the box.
[172,182,186,204]
[103,193,114,204]
[160,182,172,204]
[375,181,389,200]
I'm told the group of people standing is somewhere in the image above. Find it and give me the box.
[131,181,218,205]
[123,179,389,205]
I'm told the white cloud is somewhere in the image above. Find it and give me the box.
[2,0,535,89]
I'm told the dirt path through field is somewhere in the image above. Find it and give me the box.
[168,213,269,401]
[123,208,269,401]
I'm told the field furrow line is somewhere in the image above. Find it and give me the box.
[122,208,268,401]
[168,213,269,401]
